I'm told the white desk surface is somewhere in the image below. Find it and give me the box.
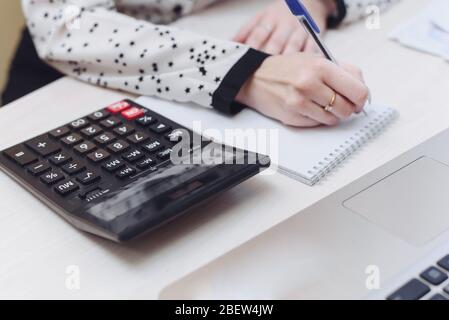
[1,0,448,299]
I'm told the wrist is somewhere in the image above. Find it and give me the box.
[235,51,273,110]
[214,48,269,114]
[235,75,254,108]
[235,56,275,112]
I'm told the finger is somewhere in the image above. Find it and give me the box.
[282,30,308,54]
[245,24,273,50]
[340,63,365,82]
[263,24,294,55]
[340,63,368,113]
[305,82,356,120]
[301,80,334,107]
[233,13,264,43]
[303,38,320,54]
[282,113,321,127]
[319,61,369,108]
[327,94,356,120]
[298,99,340,126]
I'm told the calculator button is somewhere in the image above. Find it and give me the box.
[136,157,155,169]
[142,140,163,153]
[100,117,121,129]
[27,162,51,176]
[61,133,83,146]
[106,101,131,114]
[127,131,149,144]
[49,126,70,139]
[387,279,430,300]
[94,132,116,145]
[157,148,173,161]
[40,170,64,185]
[69,118,89,130]
[116,166,136,179]
[121,107,145,120]
[429,294,448,301]
[3,146,38,166]
[74,141,96,155]
[25,137,61,156]
[107,140,130,154]
[102,158,125,172]
[123,149,144,162]
[62,161,85,175]
[49,152,72,166]
[165,129,186,143]
[113,124,135,136]
[420,267,448,285]
[54,180,79,196]
[79,187,103,200]
[136,115,156,126]
[437,255,449,272]
[81,125,103,137]
[150,122,171,134]
[88,110,109,121]
[87,149,110,163]
[76,171,101,186]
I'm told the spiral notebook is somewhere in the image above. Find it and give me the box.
[136,96,397,186]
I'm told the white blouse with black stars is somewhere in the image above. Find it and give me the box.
[22,0,399,114]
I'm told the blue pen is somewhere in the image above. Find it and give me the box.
[284,0,369,115]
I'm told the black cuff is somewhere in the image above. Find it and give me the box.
[327,0,347,29]
[212,48,269,115]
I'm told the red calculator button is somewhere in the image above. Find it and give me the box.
[121,107,145,120]
[106,101,131,114]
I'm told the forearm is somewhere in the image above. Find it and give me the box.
[21,0,268,114]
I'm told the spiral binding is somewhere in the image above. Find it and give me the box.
[298,108,398,186]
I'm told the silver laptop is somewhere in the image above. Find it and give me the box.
[160,127,449,300]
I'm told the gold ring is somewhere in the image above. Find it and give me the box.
[324,91,336,113]
[328,91,336,108]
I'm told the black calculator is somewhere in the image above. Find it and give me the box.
[0,100,269,242]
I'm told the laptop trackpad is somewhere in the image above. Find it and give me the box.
[343,157,449,246]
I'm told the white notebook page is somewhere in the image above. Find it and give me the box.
[136,96,397,185]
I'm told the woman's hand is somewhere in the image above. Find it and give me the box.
[236,53,369,127]
[233,0,336,55]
